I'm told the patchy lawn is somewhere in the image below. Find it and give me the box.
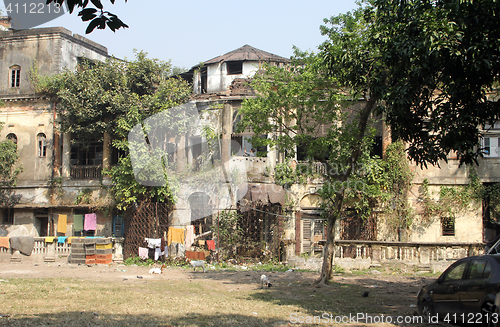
[0,262,449,326]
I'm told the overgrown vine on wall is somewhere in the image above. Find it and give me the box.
[421,167,482,221]
[378,141,415,235]
[421,167,500,223]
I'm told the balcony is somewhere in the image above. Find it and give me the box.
[70,165,102,180]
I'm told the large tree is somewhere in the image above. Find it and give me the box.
[371,0,500,166]
[240,5,386,285]
[37,52,192,209]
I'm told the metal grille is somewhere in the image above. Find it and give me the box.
[123,201,172,259]
[238,203,283,260]
[340,213,377,241]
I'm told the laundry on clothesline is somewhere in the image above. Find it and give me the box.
[167,227,185,246]
[138,246,149,260]
[84,213,97,231]
[145,238,162,249]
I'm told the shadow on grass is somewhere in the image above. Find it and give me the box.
[1,311,287,327]
[197,269,435,320]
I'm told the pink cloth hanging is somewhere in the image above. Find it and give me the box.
[138,247,149,260]
[84,213,97,231]
[185,225,195,247]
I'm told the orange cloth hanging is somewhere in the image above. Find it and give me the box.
[0,237,9,249]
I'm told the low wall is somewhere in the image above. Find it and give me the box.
[288,240,485,273]
[0,237,124,264]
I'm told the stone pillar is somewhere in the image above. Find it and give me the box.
[10,250,22,263]
[44,242,56,262]
[62,133,71,179]
[113,238,124,263]
[221,103,232,165]
[102,131,111,171]
[176,134,187,172]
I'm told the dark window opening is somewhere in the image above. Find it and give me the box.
[227,61,243,75]
[37,133,47,157]
[10,66,20,88]
[34,209,48,237]
[2,208,14,224]
[71,140,103,166]
[111,147,126,166]
[441,216,455,236]
[200,67,207,93]
[371,136,383,158]
[6,133,17,145]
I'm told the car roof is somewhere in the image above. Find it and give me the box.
[463,254,500,265]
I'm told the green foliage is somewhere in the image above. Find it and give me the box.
[273,162,320,188]
[421,168,484,220]
[371,0,500,165]
[0,123,22,206]
[75,188,94,205]
[123,255,155,267]
[378,141,415,232]
[211,210,243,260]
[46,0,128,34]
[37,52,192,210]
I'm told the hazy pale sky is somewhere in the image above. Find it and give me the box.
[3,1,359,69]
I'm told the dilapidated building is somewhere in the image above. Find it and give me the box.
[0,19,116,240]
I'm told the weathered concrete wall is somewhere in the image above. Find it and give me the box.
[0,99,53,182]
[0,27,108,97]
[206,61,258,94]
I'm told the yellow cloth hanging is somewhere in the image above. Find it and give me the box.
[45,236,55,243]
[167,227,185,246]
[57,214,67,234]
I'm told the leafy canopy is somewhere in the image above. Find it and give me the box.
[370,0,500,166]
[38,52,192,209]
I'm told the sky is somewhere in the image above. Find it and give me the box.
[2,1,359,70]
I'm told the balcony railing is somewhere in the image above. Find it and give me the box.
[70,165,102,180]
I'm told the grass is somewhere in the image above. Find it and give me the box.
[0,265,424,327]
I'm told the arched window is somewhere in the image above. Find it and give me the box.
[10,65,20,88]
[6,133,17,144]
[37,133,47,157]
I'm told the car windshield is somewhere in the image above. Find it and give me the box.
[487,239,500,255]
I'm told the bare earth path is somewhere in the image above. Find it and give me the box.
[0,262,453,326]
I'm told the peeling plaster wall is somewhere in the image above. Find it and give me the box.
[0,99,53,182]
[206,61,258,94]
[0,27,108,97]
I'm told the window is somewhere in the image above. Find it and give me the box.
[371,136,383,158]
[482,136,499,157]
[485,121,500,130]
[6,133,17,145]
[441,216,455,236]
[70,140,103,166]
[466,260,492,280]
[2,208,14,224]
[443,261,467,282]
[37,133,47,157]
[227,61,243,75]
[10,65,20,88]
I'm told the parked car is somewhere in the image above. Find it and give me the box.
[417,255,500,326]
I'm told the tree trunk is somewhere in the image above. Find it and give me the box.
[313,96,378,287]
[315,191,344,286]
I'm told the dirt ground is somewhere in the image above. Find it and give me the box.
[0,262,453,326]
